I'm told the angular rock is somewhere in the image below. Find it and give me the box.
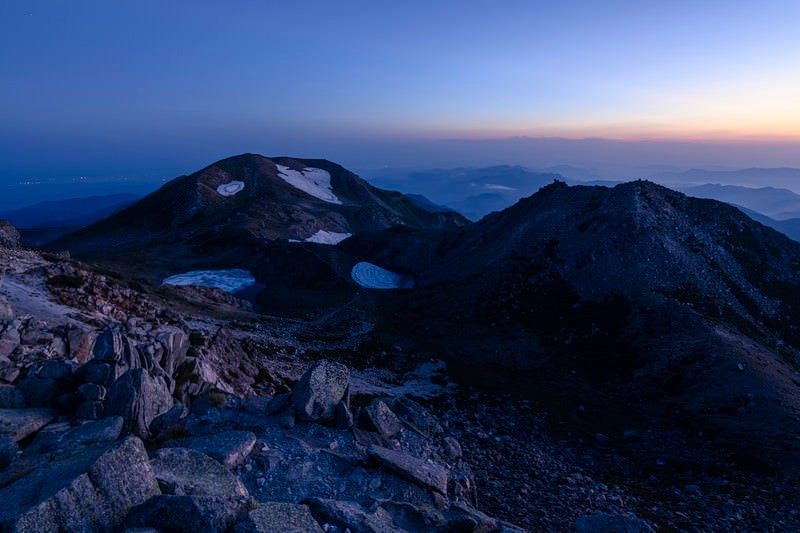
[0,436,18,469]
[385,397,443,438]
[126,447,252,532]
[82,362,113,386]
[291,360,349,423]
[106,368,173,439]
[0,407,57,442]
[76,400,105,420]
[448,502,528,533]
[0,321,20,359]
[0,221,20,248]
[37,360,74,381]
[66,325,95,364]
[0,298,14,322]
[154,328,189,375]
[239,395,271,414]
[575,513,656,533]
[173,358,223,404]
[361,399,402,439]
[149,402,188,438]
[17,374,60,407]
[305,498,397,533]
[0,436,159,531]
[233,502,324,533]
[0,363,19,385]
[162,430,257,469]
[335,400,354,430]
[77,382,106,401]
[29,416,124,454]
[368,445,449,496]
[441,436,463,462]
[265,392,291,415]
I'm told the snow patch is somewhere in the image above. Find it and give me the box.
[276,164,341,204]
[216,180,245,196]
[305,230,352,245]
[163,269,255,293]
[350,262,414,289]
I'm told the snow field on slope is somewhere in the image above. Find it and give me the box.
[350,261,414,289]
[276,164,341,204]
[216,181,245,196]
[304,230,352,245]
[163,269,255,293]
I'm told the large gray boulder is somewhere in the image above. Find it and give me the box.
[106,368,173,438]
[0,436,159,532]
[291,360,350,423]
[126,447,253,532]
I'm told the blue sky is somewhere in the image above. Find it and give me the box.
[2,1,800,185]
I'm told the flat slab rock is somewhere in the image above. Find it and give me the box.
[575,513,656,533]
[368,445,449,496]
[162,430,257,469]
[0,436,159,532]
[233,502,324,533]
[0,407,57,442]
[28,416,123,454]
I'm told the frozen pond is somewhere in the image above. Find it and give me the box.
[163,269,256,293]
[350,262,414,289]
[216,180,245,196]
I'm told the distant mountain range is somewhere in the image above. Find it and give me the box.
[0,194,140,246]
[652,167,800,189]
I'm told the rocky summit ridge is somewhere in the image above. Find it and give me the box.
[0,160,799,531]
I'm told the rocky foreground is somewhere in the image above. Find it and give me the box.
[1,217,798,532]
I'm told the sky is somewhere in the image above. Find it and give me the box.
[2,0,800,195]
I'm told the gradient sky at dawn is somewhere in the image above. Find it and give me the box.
[2,1,800,184]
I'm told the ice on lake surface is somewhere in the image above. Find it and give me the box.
[351,261,414,289]
[163,269,255,293]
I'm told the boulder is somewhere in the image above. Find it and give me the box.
[575,513,656,533]
[0,221,20,248]
[368,445,449,496]
[0,298,14,322]
[361,399,402,439]
[106,368,173,439]
[305,498,397,533]
[162,430,257,469]
[0,321,19,359]
[335,400,354,430]
[233,502,324,533]
[291,360,349,423]
[0,362,20,385]
[149,402,188,438]
[0,436,159,532]
[173,358,224,404]
[385,397,443,438]
[17,374,60,407]
[126,447,253,532]
[28,416,124,454]
[0,407,57,442]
